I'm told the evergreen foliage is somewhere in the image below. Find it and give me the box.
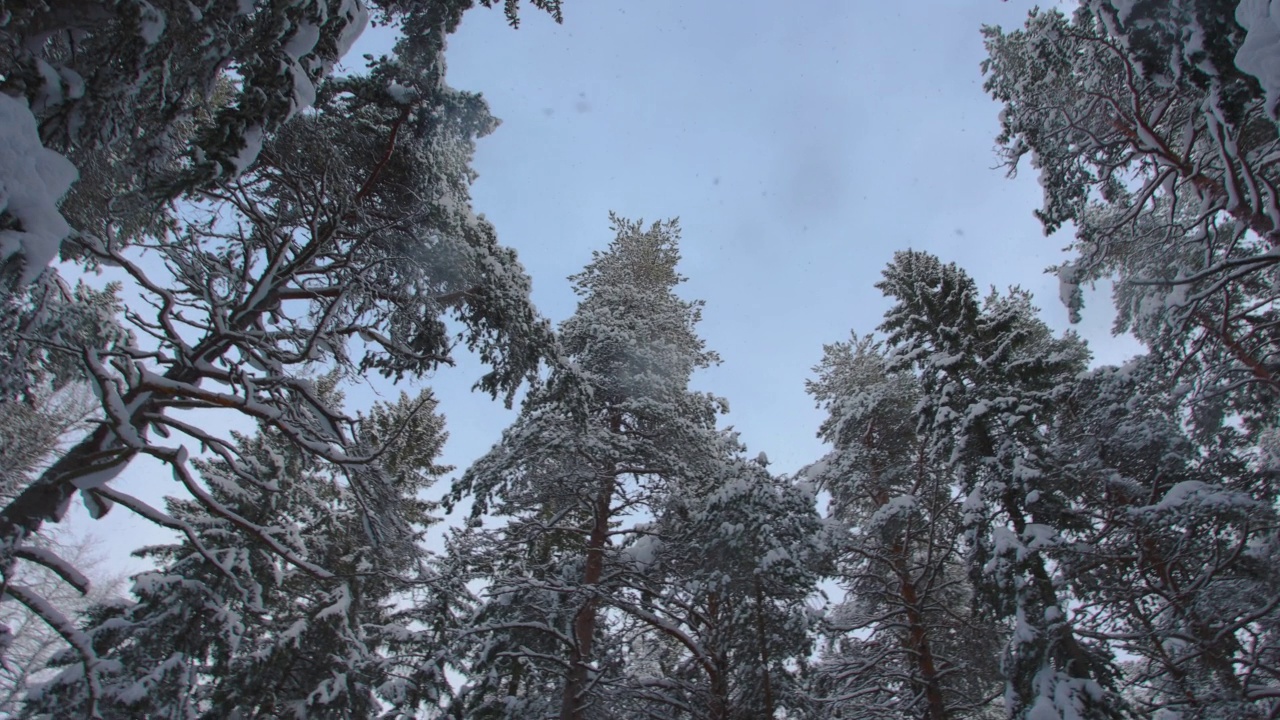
[807,335,1004,720]
[5,2,1280,719]
[447,216,823,720]
[0,0,559,711]
[23,386,459,718]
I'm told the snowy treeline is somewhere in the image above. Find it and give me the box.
[1,0,1280,718]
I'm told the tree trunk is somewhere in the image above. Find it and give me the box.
[0,195,386,553]
[560,458,617,720]
[0,417,136,542]
[0,293,263,548]
[898,568,948,720]
[705,591,730,720]
[753,578,776,718]
[867,440,949,720]
[707,657,730,720]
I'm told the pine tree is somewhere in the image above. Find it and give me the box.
[984,10,1280,711]
[1050,355,1280,719]
[984,9,1280,713]
[982,1,1280,419]
[22,385,458,718]
[447,215,734,720]
[613,444,825,719]
[806,335,1004,720]
[0,0,565,282]
[0,1,555,685]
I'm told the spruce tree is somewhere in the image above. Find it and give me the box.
[616,444,824,719]
[874,251,1124,720]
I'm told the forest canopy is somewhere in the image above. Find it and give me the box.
[1,0,1279,718]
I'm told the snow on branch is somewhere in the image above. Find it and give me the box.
[0,95,78,285]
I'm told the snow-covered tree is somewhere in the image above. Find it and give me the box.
[982,1,1280,420]
[0,381,120,715]
[985,11,1280,712]
[0,2,556,702]
[21,384,460,718]
[447,216,741,720]
[0,0,564,282]
[0,275,128,420]
[0,383,98,502]
[450,445,825,720]
[0,532,120,717]
[803,251,1280,718]
[444,453,604,719]
[873,251,1125,720]
[805,335,1004,720]
[1050,355,1280,719]
[612,445,825,720]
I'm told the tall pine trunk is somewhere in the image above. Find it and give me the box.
[561,412,623,720]
[560,472,613,720]
[870,437,949,719]
[753,578,776,718]
[898,568,948,720]
[706,591,730,720]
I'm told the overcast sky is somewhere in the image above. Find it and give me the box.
[390,0,1140,474]
[80,0,1143,569]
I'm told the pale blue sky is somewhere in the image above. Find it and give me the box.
[79,0,1141,568]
